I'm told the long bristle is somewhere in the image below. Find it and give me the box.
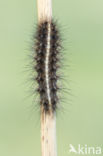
[34,20,61,113]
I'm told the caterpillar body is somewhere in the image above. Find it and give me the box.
[34,20,61,114]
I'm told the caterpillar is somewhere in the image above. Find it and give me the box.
[34,20,61,114]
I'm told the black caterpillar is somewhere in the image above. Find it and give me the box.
[34,20,62,113]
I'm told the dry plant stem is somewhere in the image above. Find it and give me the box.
[37,0,57,155]
[37,0,52,22]
[41,108,57,156]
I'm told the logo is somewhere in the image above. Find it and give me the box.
[69,144,102,155]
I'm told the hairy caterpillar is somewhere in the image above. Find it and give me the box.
[34,20,61,114]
